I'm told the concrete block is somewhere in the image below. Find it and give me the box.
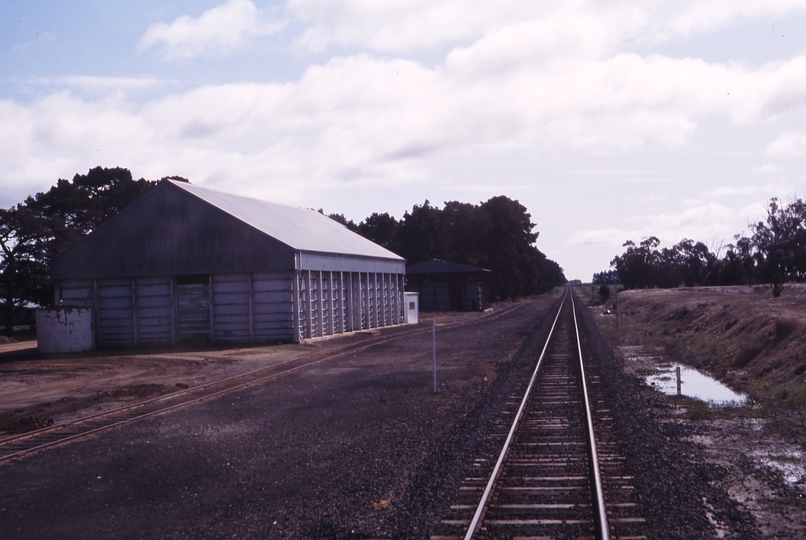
[36,308,94,353]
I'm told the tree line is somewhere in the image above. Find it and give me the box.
[597,197,806,295]
[1,167,163,335]
[1,167,566,336]
[327,197,566,300]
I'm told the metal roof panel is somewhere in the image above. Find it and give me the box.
[169,181,403,261]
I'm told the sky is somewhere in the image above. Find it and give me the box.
[2,1,806,280]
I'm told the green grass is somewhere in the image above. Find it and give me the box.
[748,379,806,412]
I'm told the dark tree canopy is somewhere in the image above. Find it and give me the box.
[388,200,444,265]
[603,196,806,295]
[749,197,806,285]
[324,196,566,299]
[357,212,398,248]
[326,213,359,232]
[0,167,158,335]
[349,196,565,300]
[592,269,619,285]
[0,204,50,335]
[438,201,491,268]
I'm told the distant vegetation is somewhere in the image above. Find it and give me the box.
[1,167,565,336]
[596,197,806,295]
[328,196,566,300]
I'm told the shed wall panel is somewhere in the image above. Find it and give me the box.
[299,252,404,274]
[252,291,292,304]
[59,280,95,308]
[57,267,403,347]
[212,274,250,342]
[135,277,172,345]
[251,272,294,342]
[410,283,450,312]
[176,282,211,343]
[98,279,135,346]
[294,270,404,340]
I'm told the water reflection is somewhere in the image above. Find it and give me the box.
[646,363,747,405]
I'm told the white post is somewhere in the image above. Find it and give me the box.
[306,271,313,339]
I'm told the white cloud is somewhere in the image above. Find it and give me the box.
[9,32,59,56]
[661,0,802,37]
[568,228,633,246]
[642,201,734,227]
[3,43,806,207]
[288,0,533,53]
[139,0,285,59]
[704,182,786,199]
[751,164,784,174]
[767,132,806,158]
[624,201,741,247]
[4,1,806,216]
[570,198,753,262]
[288,0,802,53]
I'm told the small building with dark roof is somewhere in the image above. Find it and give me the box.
[405,259,491,312]
[50,180,406,347]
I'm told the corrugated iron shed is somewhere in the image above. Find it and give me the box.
[172,181,398,261]
[406,259,491,312]
[50,180,407,346]
[51,180,403,280]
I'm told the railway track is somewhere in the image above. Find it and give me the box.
[433,288,647,540]
[0,303,523,464]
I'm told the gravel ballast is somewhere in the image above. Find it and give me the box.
[0,292,760,539]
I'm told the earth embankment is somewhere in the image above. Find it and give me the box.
[586,284,806,538]
[604,284,806,411]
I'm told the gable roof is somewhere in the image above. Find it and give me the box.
[406,259,491,274]
[51,180,404,280]
[170,181,402,261]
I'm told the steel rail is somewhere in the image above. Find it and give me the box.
[571,289,610,540]
[462,288,569,540]
[0,302,524,448]
[462,287,611,540]
[0,338,396,463]
[0,332,406,463]
[0,302,526,463]
[0,325,433,447]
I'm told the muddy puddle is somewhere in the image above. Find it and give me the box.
[618,345,747,405]
[647,362,747,405]
[616,344,806,537]
[752,448,806,484]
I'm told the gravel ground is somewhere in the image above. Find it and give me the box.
[587,284,806,538]
[575,296,760,539]
[0,300,551,539]
[0,291,761,539]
